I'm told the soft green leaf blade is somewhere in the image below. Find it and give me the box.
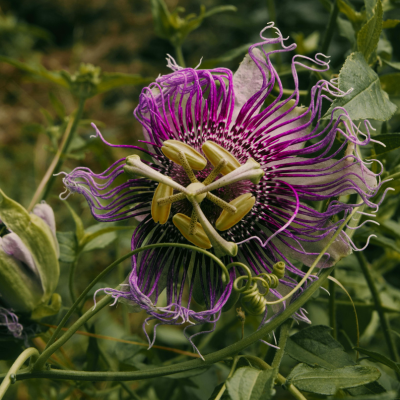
[114,334,147,366]
[150,0,173,40]
[97,73,153,93]
[286,364,381,395]
[56,231,77,263]
[382,20,400,29]
[354,347,400,373]
[63,202,85,244]
[332,391,398,400]
[374,134,400,155]
[383,60,400,70]
[81,222,133,247]
[324,52,397,121]
[337,0,364,23]
[380,73,400,97]
[0,55,68,87]
[81,232,117,252]
[226,367,277,400]
[202,5,237,19]
[357,0,382,61]
[286,325,355,370]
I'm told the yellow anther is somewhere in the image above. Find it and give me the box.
[172,213,212,249]
[161,140,207,171]
[202,141,241,175]
[272,261,285,279]
[215,193,255,231]
[151,183,173,224]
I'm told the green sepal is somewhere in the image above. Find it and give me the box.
[0,189,60,304]
[31,293,62,320]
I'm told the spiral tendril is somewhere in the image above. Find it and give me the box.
[226,261,286,316]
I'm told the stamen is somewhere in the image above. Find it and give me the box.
[172,213,211,249]
[216,193,255,231]
[189,209,198,235]
[124,155,188,194]
[161,140,207,170]
[191,201,238,258]
[151,183,173,224]
[178,151,198,183]
[206,193,237,214]
[202,140,241,175]
[157,192,186,206]
[196,158,264,195]
[203,159,228,186]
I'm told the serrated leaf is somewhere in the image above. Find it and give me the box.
[226,367,277,400]
[324,52,397,121]
[380,73,400,97]
[382,19,400,29]
[355,347,400,374]
[357,0,382,61]
[286,364,381,395]
[286,325,355,370]
[56,231,77,263]
[97,73,153,93]
[374,134,400,155]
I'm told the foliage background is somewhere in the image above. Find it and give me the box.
[0,0,400,399]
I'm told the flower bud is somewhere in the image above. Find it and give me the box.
[161,140,207,170]
[202,141,241,175]
[216,193,255,231]
[0,190,60,318]
[172,213,212,249]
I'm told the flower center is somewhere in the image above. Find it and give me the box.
[124,140,264,257]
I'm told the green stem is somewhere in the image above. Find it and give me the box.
[174,45,186,68]
[214,356,240,400]
[355,252,399,363]
[244,356,307,400]
[321,0,339,55]
[271,319,291,369]
[41,96,86,202]
[69,258,79,305]
[0,347,39,399]
[329,269,337,339]
[33,295,113,371]
[39,244,225,366]
[18,266,333,382]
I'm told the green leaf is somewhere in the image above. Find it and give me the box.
[354,347,400,374]
[114,334,147,367]
[380,73,400,97]
[208,383,232,400]
[337,0,365,24]
[226,367,277,400]
[63,202,85,244]
[56,231,77,263]
[202,5,237,18]
[202,44,251,69]
[382,20,400,29]
[81,222,133,249]
[332,390,398,400]
[97,72,153,93]
[286,325,354,370]
[357,0,382,61]
[374,134,400,155]
[337,17,357,45]
[81,231,117,252]
[0,55,68,87]
[383,60,400,70]
[324,52,397,121]
[286,364,381,395]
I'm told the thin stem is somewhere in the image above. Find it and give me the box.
[329,269,337,339]
[271,319,291,369]
[174,45,185,68]
[69,259,79,305]
[17,265,334,382]
[43,244,227,354]
[244,356,307,400]
[321,0,339,55]
[214,356,240,400]
[355,252,399,363]
[33,295,113,371]
[39,97,86,205]
[0,347,39,399]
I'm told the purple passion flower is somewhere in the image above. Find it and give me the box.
[61,24,385,350]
